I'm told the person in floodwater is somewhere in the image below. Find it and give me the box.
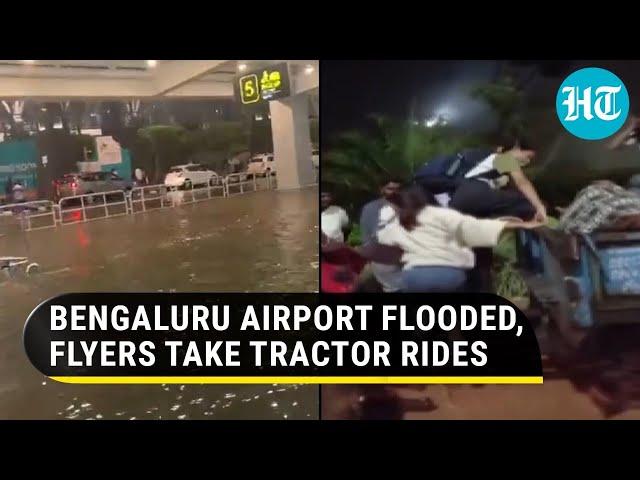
[4,176,13,203]
[358,177,404,292]
[321,190,350,244]
[377,185,543,292]
[11,181,25,203]
[450,137,546,222]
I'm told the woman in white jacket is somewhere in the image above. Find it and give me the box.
[377,186,542,292]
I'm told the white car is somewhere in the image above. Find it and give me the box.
[247,154,276,177]
[164,163,219,189]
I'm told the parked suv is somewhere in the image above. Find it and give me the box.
[54,171,132,199]
[247,154,276,177]
[164,163,219,189]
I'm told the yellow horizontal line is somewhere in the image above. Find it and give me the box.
[50,376,543,385]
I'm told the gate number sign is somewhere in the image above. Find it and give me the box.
[237,63,290,105]
[239,74,260,104]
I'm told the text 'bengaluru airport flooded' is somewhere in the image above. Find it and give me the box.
[0,187,319,419]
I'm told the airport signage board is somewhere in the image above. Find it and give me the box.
[236,63,291,107]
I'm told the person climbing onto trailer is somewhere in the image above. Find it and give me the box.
[449,136,547,222]
[414,146,496,207]
[376,185,543,292]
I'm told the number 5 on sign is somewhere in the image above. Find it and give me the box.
[239,74,260,104]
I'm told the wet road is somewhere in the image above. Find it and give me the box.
[322,380,640,420]
[0,187,319,419]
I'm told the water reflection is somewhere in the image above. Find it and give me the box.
[0,187,318,419]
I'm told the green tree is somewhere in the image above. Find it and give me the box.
[138,125,188,183]
[323,115,481,211]
[471,75,524,139]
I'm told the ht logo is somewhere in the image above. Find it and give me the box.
[561,85,622,122]
[556,67,629,140]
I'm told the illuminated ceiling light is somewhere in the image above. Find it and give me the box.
[146,60,157,68]
[304,64,314,75]
[22,60,35,64]
[238,63,248,72]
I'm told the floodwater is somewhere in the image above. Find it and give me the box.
[0,187,319,419]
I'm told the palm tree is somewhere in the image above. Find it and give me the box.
[322,115,481,209]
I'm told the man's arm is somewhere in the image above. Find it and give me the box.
[359,202,375,245]
[510,168,547,222]
[609,117,638,150]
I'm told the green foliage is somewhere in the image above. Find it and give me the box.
[182,121,248,156]
[346,223,362,246]
[492,229,528,299]
[136,122,249,181]
[494,259,529,299]
[322,115,483,212]
[471,75,524,139]
[493,217,559,300]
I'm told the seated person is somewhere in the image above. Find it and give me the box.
[558,180,640,234]
[449,137,546,222]
[377,186,542,293]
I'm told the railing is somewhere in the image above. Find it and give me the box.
[225,172,276,196]
[4,169,299,233]
[178,176,226,205]
[58,190,129,225]
[0,200,58,231]
[225,173,257,196]
[129,184,174,214]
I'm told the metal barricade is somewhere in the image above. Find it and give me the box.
[131,179,226,213]
[3,170,280,236]
[58,190,128,225]
[129,184,175,214]
[180,177,226,204]
[224,173,265,196]
[0,200,58,231]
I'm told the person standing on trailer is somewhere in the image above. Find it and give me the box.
[449,137,547,222]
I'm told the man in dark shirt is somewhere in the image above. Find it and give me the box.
[359,178,403,292]
[360,178,403,244]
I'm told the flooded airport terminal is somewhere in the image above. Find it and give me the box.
[1,187,319,419]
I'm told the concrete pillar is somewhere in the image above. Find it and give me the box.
[269,93,315,190]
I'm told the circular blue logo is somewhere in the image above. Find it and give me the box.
[556,67,629,140]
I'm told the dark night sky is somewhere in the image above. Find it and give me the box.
[321,60,640,144]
